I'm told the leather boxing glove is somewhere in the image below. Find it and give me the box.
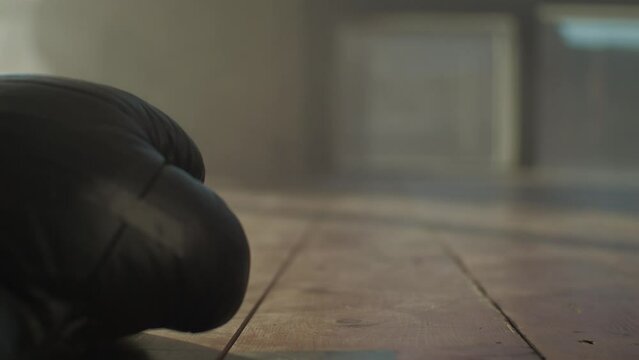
[0,75,250,359]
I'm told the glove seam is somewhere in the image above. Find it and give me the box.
[83,161,168,289]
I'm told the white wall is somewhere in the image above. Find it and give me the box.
[0,0,309,184]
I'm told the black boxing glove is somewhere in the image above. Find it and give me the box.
[0,75,250,359]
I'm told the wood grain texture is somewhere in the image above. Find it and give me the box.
[326,191,639,358]
[229,220,538,359]
[144,185,639,359]
[222,189,639,251]
[442,231,639,360]
[326,193,639,247]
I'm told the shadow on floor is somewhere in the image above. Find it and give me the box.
[82,333,224,360]
[80,333,395,359]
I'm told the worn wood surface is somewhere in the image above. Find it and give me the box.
[229,220,538,359]
[142,183,639,359]
[441,230,639,359]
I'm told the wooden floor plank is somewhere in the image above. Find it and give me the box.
[327,193,639,247]
[328,191,639,358]
[146,186,639,359]
[442,231,639,359]
[221,190,639,252]
[228,220,539,359]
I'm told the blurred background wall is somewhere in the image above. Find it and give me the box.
[0,0,310,184]
[2,0,639,186]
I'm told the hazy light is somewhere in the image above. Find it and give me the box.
[558,18,639,50]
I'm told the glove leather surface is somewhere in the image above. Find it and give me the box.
[0,75,250,359]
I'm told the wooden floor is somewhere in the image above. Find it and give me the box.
[147,178,639,359]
